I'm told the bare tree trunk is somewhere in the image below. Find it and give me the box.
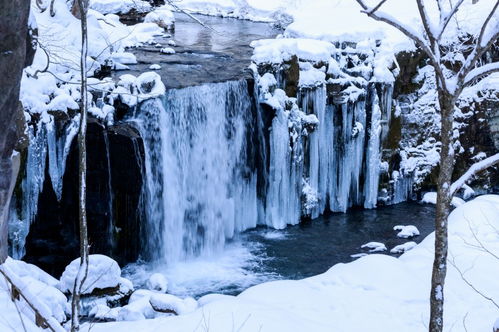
[429,92,455,332]
[71,0,90,331]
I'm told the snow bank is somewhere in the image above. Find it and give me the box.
[144,7,175,30]
[0,259,69,330]
[146,273,168,293]
[422,192,466,207]
[59,254,121,294]
[22,0,165,117]
[82,195,499,332]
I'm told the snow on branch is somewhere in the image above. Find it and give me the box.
[457,1,499,88]
[436,0,465,41]
[0,264,66,332]
[464,61,499,86]
[450,153,499,196]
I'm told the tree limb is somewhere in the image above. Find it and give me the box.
[463,61,499,86]
[0,264,65,332]
[450,153,499,196]
[436,0,466,41]
[456,1,499,89]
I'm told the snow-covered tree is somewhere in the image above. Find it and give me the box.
[354,1,498,331]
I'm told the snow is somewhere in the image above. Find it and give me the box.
[59,254,121,294]
[89,0,151,15]
[149,293,198,315]
[393,225,420,238]
[79,196,499,331]
[149,64,162,70]
[160,47,176,54]
[421,192,466,208]
[251,38,334,64]
[144,7,175,30]
[360,242,387,253]
[146,273,168,293]
[390,241,417,254]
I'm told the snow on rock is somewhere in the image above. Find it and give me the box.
[160,47,176,54]
[59,254,121,294]
[136,72,166,97]
[393,225,420,239]
[360,242,387,253]
[4,257,59,287]
[421,192,466,208]
[167,40,177,47]
[20,276,69,323]
[90,0,151,15]
[299,66,326,87]
[149,294,198,315]
[82,195,499,332]
[144,7,175,30]
[146,273,168,293]
[251,38,334,64]
[390,241,417,254]
[90,304,119,321]
[149,64,162,70]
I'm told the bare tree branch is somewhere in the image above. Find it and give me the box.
[437,0,466,41]
[0,265,65,332]
[463,61,499,86]
[450,153,499,195]
[456,1,499,90]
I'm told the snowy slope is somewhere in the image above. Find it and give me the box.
[78,195,499,332]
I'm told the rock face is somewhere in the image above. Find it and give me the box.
[0,0,33,263]
[20,120,145,276]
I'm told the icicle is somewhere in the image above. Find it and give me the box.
[364,93,382,209]
[10,121,48,259]
[47,115,80,201]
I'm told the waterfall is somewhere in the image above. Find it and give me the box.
[133,80,259,264]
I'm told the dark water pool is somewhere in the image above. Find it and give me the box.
[242,201,435,281]
[126,202,436,298]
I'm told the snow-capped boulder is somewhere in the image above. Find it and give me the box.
[89,304,120,321]
[390,241,417,254]
[59,254,121,294]
[4,257,59,287]
[149,294,198,315]
[160,47,175,54]
[146,273,168,293]
[144,8,175,30]
[360,242,387,252]
[136,72,166,96]
[21,276,69,323]
[393,225,420,238]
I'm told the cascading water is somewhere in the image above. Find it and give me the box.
[133,80,259,264]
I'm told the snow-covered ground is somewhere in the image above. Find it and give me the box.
[4,195,497,331]
[77,195,497,332]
